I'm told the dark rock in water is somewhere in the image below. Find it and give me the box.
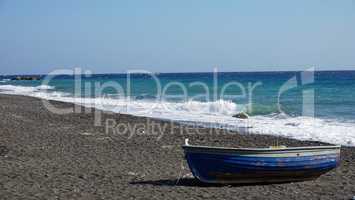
[232,112,249,119]
[12,76,41,81]
[285,122,300,127]
[135,94,156,100]
[0,146,9,156]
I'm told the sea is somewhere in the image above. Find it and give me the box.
[1,70,354,146]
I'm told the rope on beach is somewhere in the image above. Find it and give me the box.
[175,160,185,185]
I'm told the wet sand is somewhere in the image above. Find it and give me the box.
[0,94,354,199]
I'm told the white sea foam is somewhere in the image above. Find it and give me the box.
[0,85,39,93]
[0,84,354,146]
[35,85,55,90]
[0,84,55,93]
[0,79,10,83]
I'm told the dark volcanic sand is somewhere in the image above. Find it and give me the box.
[0,94,354,200]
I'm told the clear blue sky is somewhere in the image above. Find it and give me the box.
[1,0,355,75]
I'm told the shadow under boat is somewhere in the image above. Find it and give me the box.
[130,178,283,187]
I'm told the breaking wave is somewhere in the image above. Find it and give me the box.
[0,84,354,146]
[0,79,10,83]
[0,84,55,92]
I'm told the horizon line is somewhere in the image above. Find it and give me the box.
[1,68,355,76]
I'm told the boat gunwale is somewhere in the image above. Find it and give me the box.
[182,144,341,153]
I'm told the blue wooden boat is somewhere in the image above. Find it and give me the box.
[182,139,341,184]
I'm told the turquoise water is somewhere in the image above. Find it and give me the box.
[2,71,354,120]
[1,70,355,145]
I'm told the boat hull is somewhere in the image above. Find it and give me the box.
[182,145,340,184]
